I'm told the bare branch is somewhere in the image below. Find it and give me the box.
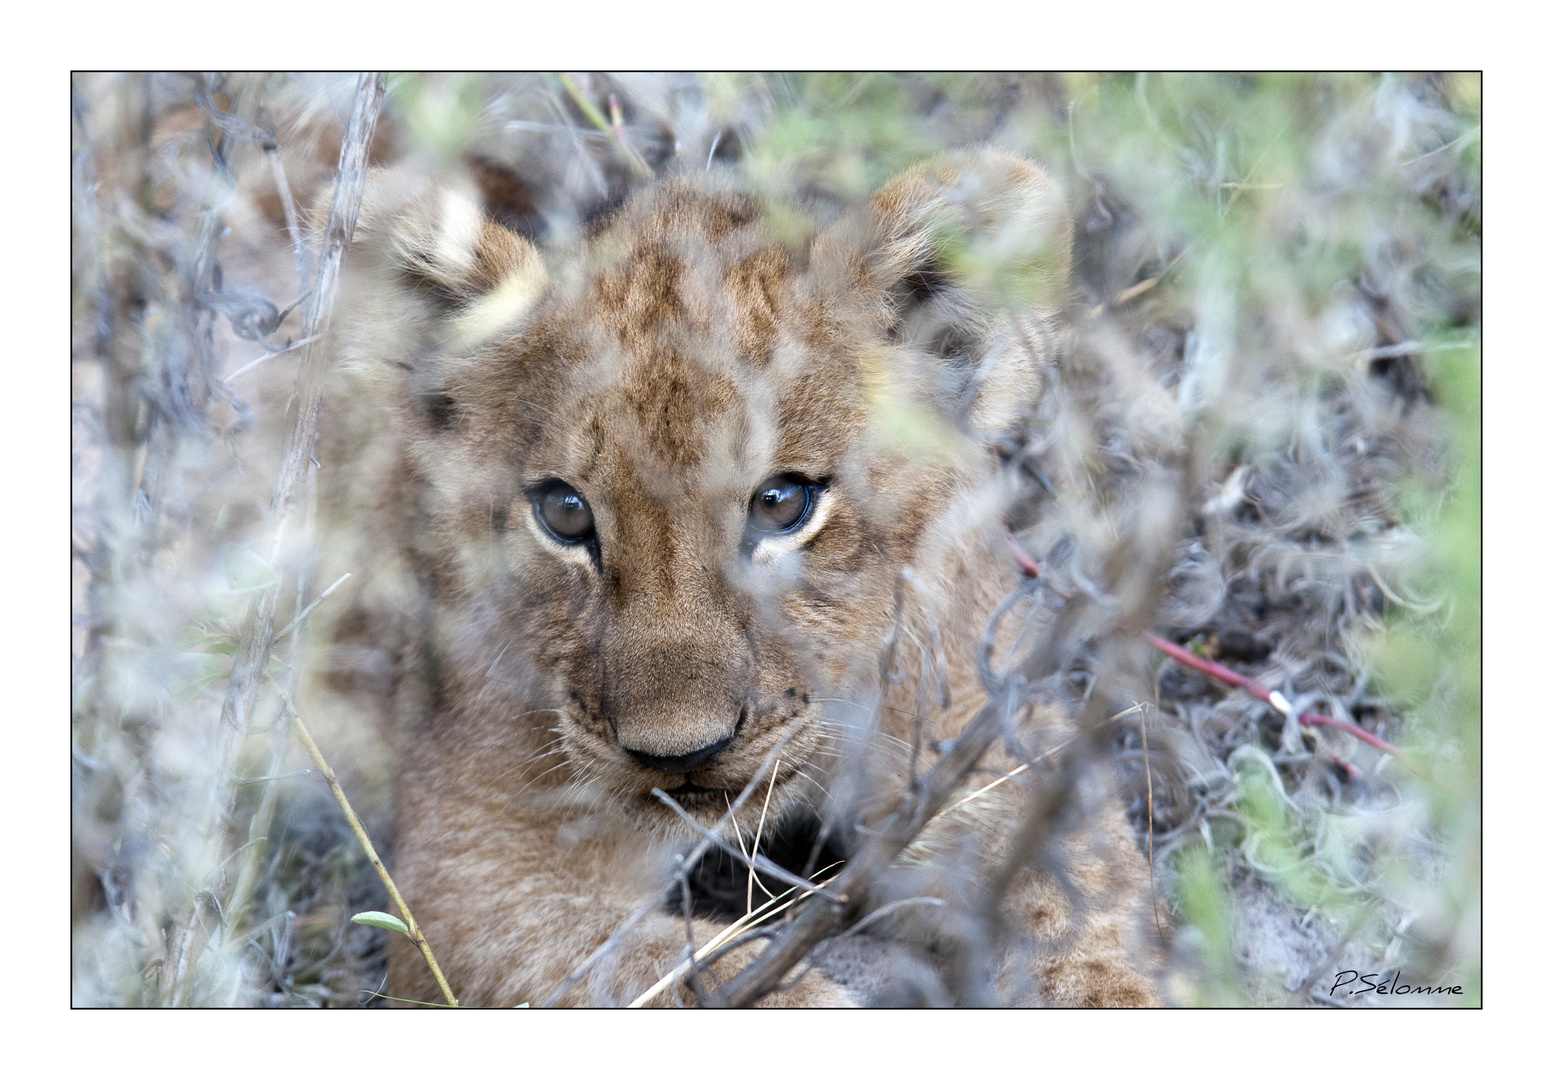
[719,580,1088,1006]
[166,73,385,1003]
[269,679,458,1006]
[216,72,384,740]
[651,789,845,903]
[541,722,807,1006]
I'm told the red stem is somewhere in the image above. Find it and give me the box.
[1006,532,1044,579]
[1324,752,1363,780]
[1141,632,1405,762]
[1005,533,1408,768]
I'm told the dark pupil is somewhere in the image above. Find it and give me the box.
[540,486,593,540]
[751,478,807,532]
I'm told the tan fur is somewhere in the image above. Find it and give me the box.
[325,152,1160,1007]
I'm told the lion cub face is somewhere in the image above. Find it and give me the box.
[352,154,1069,830]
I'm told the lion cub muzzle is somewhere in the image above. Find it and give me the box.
[602,621,752,781]
[611,695,744,780]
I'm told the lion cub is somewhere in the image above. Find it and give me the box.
[326,150,1160,1006]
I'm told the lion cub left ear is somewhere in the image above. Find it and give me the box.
[813,150,1072,442]
[350,166,549,350]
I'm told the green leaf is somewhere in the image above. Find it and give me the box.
[352,911,410,936]
[223,544,279,592]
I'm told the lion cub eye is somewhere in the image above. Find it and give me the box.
[748,474,818,534]
[533,481,595,543]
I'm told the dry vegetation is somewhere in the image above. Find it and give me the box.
[71,72,1480,1006]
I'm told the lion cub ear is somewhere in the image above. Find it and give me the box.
[347,165,548,349]
[813,150,1072,442]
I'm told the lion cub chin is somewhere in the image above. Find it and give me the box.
[325,149,1161,1006]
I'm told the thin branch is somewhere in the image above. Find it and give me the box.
[222,334,318,383]
[1009,547,1411,766]
[651,789,844,903]
[542,724,806,1006]
[747,758,781,913]
[718,582,1085,1006]
[272,572,351,644]
[1399,127,1478,168]
[537,901,656,1008]
[968,465,1194,1003]
[1351,340,1421,363]
[217,71,382,746]
[1141,632,1410,764]
[840,896,946,939]
[1140,702,1168,946]
[555,72,651,178]
[268,678,458,1007]
[629,869,845,1008]
[169,72,384,1005]
[266,144,312,293]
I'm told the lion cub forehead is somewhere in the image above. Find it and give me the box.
[579,351,752,477]
[589,178,768,253]
[510,183,850,474]
[574,180,797,348]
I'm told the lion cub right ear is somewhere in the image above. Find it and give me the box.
[810,150,1071,445]
[345,167,548,350]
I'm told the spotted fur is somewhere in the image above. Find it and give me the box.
[325,151,1159,1006]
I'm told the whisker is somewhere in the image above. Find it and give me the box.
[787,764,830,796]
[487,738,571,785]
[484,641,513,681]
[502,757,576,798]
[810,716,917,755]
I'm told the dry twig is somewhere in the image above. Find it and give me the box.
[539,725,807,1006]
[168,72,385,1002]
[268,679,458,1007]
[215,72,384,741]
[717,578,1084,1006]
[556,72,651,178]
[1141,632,1409,765]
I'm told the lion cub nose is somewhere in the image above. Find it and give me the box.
[621,732,735,775]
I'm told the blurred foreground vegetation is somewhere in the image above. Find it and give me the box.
[71,72,1479,1006]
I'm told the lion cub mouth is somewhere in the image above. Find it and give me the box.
[670,812,851,920]
[649,774,785,818]
[656,781,736,810]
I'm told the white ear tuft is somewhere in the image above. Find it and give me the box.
[349,167,546,315]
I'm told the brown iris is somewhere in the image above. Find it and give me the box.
[748,475,816,534]
[534,482,594,543]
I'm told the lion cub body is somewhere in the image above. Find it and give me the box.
[328,152,1159,1006]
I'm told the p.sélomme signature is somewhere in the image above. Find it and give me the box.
[1329,971,1465,997]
